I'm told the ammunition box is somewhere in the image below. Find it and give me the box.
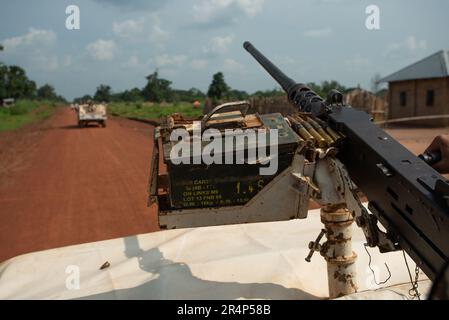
[156,112,301,210]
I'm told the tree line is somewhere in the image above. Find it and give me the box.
[75,70,351,105]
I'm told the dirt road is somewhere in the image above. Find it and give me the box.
[0,107,158,262]
[0,107,447,262]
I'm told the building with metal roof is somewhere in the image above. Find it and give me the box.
[380,50,449,83]
[380,50,449,126]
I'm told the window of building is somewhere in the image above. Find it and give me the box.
[426,90,435,106]
[400,91,407,107]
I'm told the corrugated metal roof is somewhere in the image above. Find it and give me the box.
[380,50,449,83]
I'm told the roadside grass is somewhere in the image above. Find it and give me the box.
[108,102,203,120]
[0,100,59,132]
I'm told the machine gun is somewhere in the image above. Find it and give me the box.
[150,41,449,299]
[243,41,449,296]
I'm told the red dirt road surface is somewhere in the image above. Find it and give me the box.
[0,107,158,262]
[0,107,448,262]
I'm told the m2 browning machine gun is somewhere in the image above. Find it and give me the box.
[243,41,449,298]
[150,41,449,299]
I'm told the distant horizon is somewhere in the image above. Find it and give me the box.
[1,0,448,100]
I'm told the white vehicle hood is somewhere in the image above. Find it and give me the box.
[0,207,431,300]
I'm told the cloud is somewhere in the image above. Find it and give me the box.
[148,15,170,44]
[0,28,62,71]
[113,18,145,39]
[203,35,234,56]
[112,15,169,46]
[223,58,244,72]
[94,0,169,11]
[385,35,427,58]
[152,54,187,67]
[2,28,56,51]
[86,39,116,61]
[192,0,264,27]
[190,59,209,70]
[235,0,264,16]
[303,27,333,38]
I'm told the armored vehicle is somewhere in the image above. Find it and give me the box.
[77,102,107,127]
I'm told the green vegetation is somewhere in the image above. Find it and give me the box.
[74,70,252,106]
[252,88,284,98]
[108,102,203,120]
[94,84,113,102]
[0,100,57,132]
[306,81,348,99]
[83,71,351,125]
[207,72,230,103]
[142,70,173,103]
[0,42,66,132]
[0,65,36,100]
[74,67,349,110]
[36,84,64,101]
[0,64,66,103]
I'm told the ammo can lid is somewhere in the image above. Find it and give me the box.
[163,113,300,163]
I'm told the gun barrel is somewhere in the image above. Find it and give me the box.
[243,41,296,92]
[243,41,327,115]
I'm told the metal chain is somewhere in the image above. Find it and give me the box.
[411,265,421,299]
[402,250,421,300]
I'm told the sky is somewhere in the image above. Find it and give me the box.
[0,0,448,101]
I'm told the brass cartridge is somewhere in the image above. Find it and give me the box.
[295,116,327,148]
[287,116,314,142]
[313,117,342,141]
[306,117,334,145]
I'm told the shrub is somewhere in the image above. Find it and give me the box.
[8,100,38,115]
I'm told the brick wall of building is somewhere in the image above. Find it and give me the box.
[388,77,449,126]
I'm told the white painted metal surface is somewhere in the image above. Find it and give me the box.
[0,207,430,300]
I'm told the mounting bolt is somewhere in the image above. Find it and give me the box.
[305,229,326,262]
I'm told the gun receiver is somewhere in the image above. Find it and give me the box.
[244,41,449,281]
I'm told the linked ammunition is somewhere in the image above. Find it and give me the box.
[287,116,314,142]
[295,115,327,148]
[306,117,334,145]
[313,117,342,141]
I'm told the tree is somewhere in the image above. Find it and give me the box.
[172,87,206,102]
[4,65,36,99]
[306,80,347,99]
[0,63,7,100]
[229,89,249,100]
[142,70,173,103]
[108,87,145,102]
[37,84,57,100]
[320,80,347,97]
[94,84,112,102]
[251,88,284,98]
[207,72,229,102]
[119,87,143,102]
[187,88,205,100]
[73,94,93,104]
